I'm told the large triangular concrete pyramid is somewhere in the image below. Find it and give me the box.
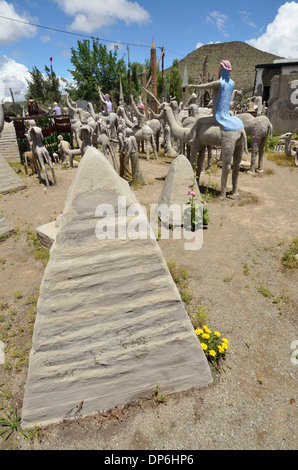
[21,147,212,428]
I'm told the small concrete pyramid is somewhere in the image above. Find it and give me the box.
[21,147,212,428]
[158,154,201,226]
[0,213,13,239]
[0,155,26,194]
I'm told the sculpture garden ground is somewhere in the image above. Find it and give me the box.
[0,149,297,450]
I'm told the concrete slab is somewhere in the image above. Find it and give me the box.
[36,221,59,250]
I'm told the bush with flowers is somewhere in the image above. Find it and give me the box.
[195,325,229,363]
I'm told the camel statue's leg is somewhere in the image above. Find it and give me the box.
[33,153,42,184]
[38,154,50,189]
[144,137,150,161]
[195,146,206,184]
[220,131,234,199]
[231,140,243,196]
[47,157,57,185]
[206,146,213,170]
[256,138,266,172]
[156,131,160,153]
[151,135,158,159]
[248,140,259,174]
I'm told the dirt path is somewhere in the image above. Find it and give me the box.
[0,153,297,450]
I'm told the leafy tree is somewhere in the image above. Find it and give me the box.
[26,66,46,103]
[165,59,182,103]
[44,65,62,103]
[67,39,129,109]
[26,65,63,107]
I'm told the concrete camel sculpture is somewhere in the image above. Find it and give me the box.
[153,104,247,198]
[27,126,57,188]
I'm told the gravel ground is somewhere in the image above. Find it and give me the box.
[0,152,297,451]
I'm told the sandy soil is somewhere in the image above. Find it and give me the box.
[0,150,297,450]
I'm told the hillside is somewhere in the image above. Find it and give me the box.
[167,41,284,95]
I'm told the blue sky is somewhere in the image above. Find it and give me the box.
[0,0,297,101]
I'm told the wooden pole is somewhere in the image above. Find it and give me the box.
[161,47,165,102]
[150,39,158,115]
[10,88,17,113]
[142,67,148,119]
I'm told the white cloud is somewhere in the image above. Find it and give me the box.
[107,41,124,51]
[0,1,38,44]
[53,0,151,33]
[238,10,256,28]
[206,11,229,37]
[196,41,221,49]
[62,49,71,58]
[0,56,31,101]
[41,35,51,43]
[247,2,298,58]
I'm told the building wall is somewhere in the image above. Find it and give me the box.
[267,72,298,134]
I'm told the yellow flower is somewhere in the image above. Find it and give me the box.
[222,338,229,344]
[218,345,224,353]
[195,328,203,336]
[203,325,211,333]
[200,343,207,350]
[222,343,228,350]
[202,333,210,339]
[209,349,216,357]
[214,331,221,337]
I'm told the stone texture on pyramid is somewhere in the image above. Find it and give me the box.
[158,154,201,226]
[0,155,26,194]
[21,147,212,428]
[0,122,20,163]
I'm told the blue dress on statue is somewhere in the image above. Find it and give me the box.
[215,69,244,132]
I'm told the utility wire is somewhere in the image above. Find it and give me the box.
[0,14,164,50]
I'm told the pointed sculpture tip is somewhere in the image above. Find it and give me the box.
[151,39,156,50]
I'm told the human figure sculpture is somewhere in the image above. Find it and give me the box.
[65,93,83,147]
[52,102,62,116]
[124,134,144,185]
[188,60,244,129]
[27,96,40,116]
[57,135,71,163]
[184,60,248,197]
[27,125,57,188]
[98,87,113,114]
[89,96,118,140]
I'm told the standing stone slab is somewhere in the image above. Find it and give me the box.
[0,155,26,194]
[0,213,13,239]
[158,154,201,226]
[22,147,212,428]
